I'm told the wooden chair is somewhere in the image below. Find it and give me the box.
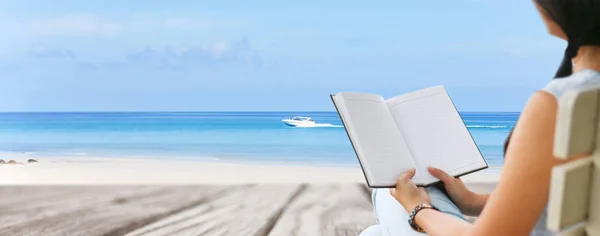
[547,85,600,235]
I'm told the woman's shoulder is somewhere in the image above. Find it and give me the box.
[542,69,600,99]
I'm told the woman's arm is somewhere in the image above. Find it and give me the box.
[415,208,473,235]
[464,193,490,216]
[412,91,583,235]
[427,166,492,216]
[411,193,489,235]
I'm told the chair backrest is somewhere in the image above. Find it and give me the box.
[547,85,600,236]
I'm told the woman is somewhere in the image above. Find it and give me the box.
[360,1,600,235]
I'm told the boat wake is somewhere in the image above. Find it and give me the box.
[293,123,343,128]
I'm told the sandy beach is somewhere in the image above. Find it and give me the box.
[0,156,501,187]
[0,157,503,235]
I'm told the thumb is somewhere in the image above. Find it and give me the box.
[428,166,453,183]
[399,168,416,182]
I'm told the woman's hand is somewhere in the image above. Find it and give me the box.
[390,168,431,213]
[428,166,485,215]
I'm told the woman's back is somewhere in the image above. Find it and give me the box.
[531,69,600,235]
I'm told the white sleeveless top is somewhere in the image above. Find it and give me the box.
[542,69,600,98]
[532,69,600,235]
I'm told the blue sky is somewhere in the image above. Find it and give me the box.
[0,0,567,112]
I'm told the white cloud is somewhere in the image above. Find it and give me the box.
[29,48,76,59]
[5,14,226,38]
[163,17,216,30]
[127,39,261,67]
[127,16,224,32]
[210,40,231,58]
[29,14,122,36]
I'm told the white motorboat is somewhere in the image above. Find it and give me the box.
[282,116,316,127]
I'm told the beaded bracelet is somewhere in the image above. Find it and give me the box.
[408,203,439,232]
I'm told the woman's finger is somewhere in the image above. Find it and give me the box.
[398,168,416,183]
[428,166,453,184]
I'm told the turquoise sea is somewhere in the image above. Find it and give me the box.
[0,112,516,167]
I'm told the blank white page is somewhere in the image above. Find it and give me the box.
[335,92,416,187]
[385,86,487,185]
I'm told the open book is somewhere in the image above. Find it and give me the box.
[331,85,487,187]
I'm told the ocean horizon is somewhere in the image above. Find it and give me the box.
[0,111,516,167]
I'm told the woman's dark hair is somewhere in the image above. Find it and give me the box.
[503,0,600,154]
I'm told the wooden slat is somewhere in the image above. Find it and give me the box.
[0,186,93,208]
[558,223,587,236]
[267,184,376,236]
[547,157,593,232]
[124,184,303,236]
[0,186,163,228]
[0,185,228,236]
[554,87,599,159]
[587,155,600,236]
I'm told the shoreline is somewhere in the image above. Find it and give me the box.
[0,151,504,170]
[0,156,502,186]
[0,151,373,168]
